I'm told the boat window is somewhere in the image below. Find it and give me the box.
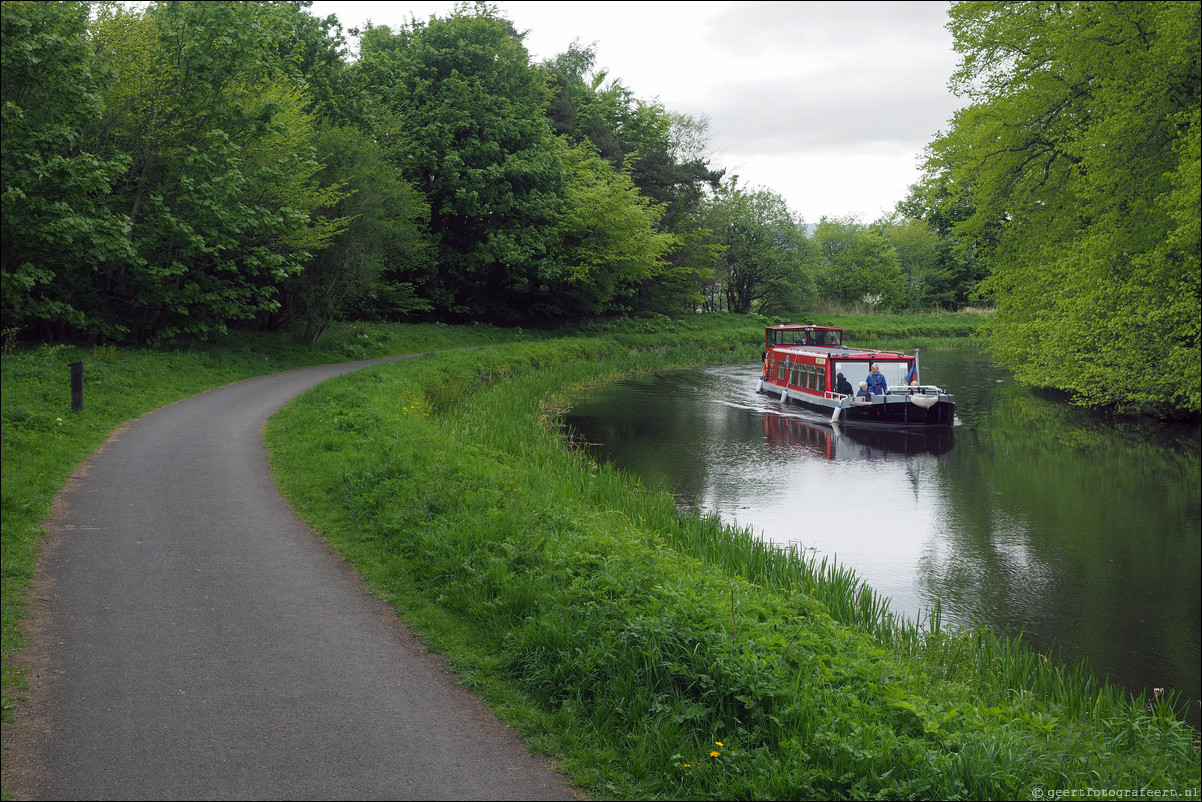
[774,330,804,346]
[790,364,801,387]
[834,360,909,389]
[771,328,842,347]
[817,366,826,391]
[832,361,860,383]
[777,361,788,381]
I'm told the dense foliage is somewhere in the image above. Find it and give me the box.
[1,1,135,338]
[703,181,817,315]
[0,1,982,343]
[4,0,1197,414]
[912,1,1201,415]
[0,1,722,338]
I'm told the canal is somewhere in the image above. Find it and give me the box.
[563,348,1201,722]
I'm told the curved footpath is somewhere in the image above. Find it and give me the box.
[4,356,581,801]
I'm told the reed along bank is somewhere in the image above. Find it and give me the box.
[262,317,1199,800]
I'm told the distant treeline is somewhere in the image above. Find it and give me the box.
[1,2,1197,414]
[0,1,978,342]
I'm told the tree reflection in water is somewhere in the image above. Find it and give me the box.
[564,352,1201,724]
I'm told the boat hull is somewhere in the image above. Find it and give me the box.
[758,379,956,427]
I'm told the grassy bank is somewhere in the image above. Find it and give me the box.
[0,315,752,725]
[4,312,1195,799]
[263,326,1195,799]
[774,309,989,352]
[0,321,534,725]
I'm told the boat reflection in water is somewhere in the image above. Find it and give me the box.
[564,358,1201,728]
[761,409,955,462]
[740,406,959,627]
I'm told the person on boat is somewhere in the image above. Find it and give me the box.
[835,372,854,396]
[865,363,887,395]
[855,381,874,402]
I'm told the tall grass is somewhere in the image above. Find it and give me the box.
[0,321,537,725]
[7,313,1196,798]
[770,308,990,352]
[265,334,1198,799]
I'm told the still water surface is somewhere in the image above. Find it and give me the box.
[564,349,1201,719]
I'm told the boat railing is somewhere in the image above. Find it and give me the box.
[887,384,945,395]
[770,344,845,354]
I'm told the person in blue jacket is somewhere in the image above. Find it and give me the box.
[865,363,888,395]
[855,381,874,402]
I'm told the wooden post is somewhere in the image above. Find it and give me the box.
[69,361,84,412]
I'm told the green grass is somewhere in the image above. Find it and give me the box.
[5,311,1197,800]
[771,308,991,351]
[0,320,534,725]
[264,330,1197,799]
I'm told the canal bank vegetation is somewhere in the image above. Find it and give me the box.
[911,3,1200,417]
[0,321,536,728]
[3,313,1196,798]
[263,326,1197,799]
[0,312,966,728]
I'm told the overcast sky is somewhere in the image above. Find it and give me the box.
[307,0,965,224]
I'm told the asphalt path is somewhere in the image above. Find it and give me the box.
[5,356,582,801]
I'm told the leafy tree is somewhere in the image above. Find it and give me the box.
[266,1,364,128]
[352,6,697,323]
[706,181,816,315]
[628,108,725,234]
[1,0,135,338]
[355,6,564,321]
[895,177,991,309]
[543,41,631,166]
[541,139,674,318]
[812,216,905,310]
[542,43,724,314]
[649,209,724,315]
[275,126,433,342]
[925,1,1200,414]
[876,213,957,310]
[77,1,344,343]
[543,41,724,228]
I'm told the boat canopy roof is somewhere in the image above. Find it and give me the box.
[765,325,843,348]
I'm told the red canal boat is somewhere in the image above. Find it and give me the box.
[755,324,955,426]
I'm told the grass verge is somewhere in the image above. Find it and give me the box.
[263,324,1198,799]
[0,321,534,726]
[5,312,1195,798]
